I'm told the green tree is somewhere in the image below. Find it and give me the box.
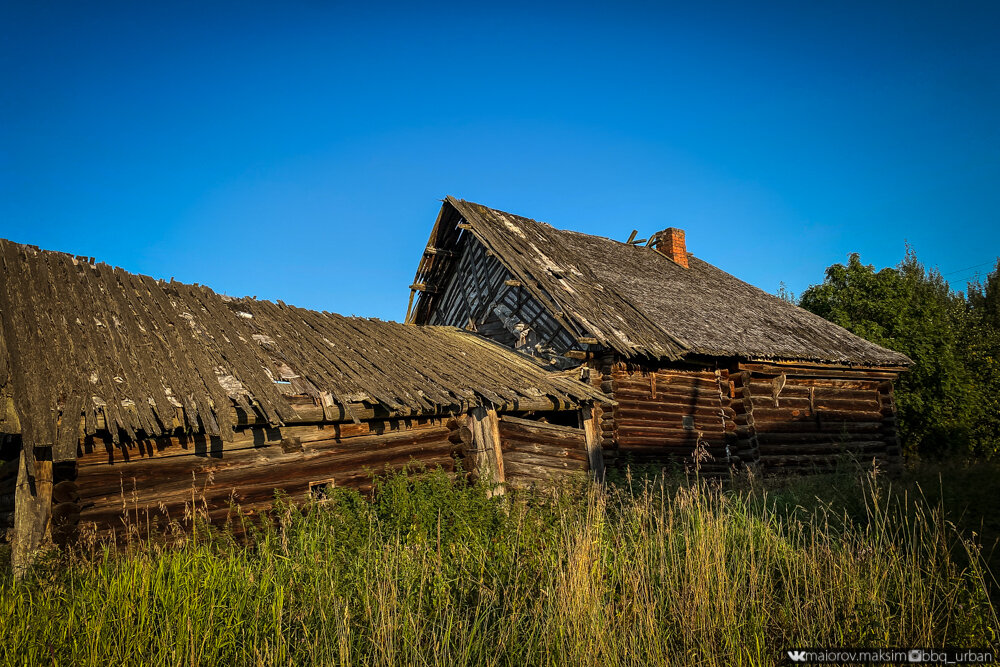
[799,249,997,459]
[964,260,1000,451]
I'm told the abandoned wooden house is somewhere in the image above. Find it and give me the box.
[407,197,913,475]
[0,238,608,570]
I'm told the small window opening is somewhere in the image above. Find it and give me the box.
[682,415,695,431]
[309,479,335,500]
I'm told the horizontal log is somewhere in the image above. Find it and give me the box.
[740,363,900,379]
[617,435,728,449]
[502,460,583,483]
[500,433,588,455]
[613,374,719,391]
[758,453,891,467]
[757,441,888,455]
[498,415,585,436]
[501,439,589,462]
[745,382,880,402]
[80,420,454,468]
[750,396,880,412]
[615,366,719,376]
[616,407,734,425]
[750,407,884,422]
[499,425,586,449]
[614,397,732,417]
[738,421,883,436]
[617,423,726,439]
[755,430,889,444]
[77,429,454,499]
[615,454,739,470]
[502,451,588,472]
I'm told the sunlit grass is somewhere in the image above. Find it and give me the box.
[1,465,996,666]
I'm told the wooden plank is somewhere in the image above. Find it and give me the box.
[502,451,587,472]
[499,414,586,436]
[580,405,605,482]
[500,438,590,462]
[740,363,899,380]
[12,451,53,578]
[469,407,505,493]
[502,460,581,482]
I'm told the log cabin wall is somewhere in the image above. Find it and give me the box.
[497,415,591,486]
[598,358,902,476]
[426,234,577,354]
[607,362,739,475]
[72,417,463,541]
[735,362,902,474]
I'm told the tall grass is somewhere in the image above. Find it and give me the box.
[0,466,996,666]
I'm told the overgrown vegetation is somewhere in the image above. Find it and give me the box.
[799,250,1000,459]
[1,466,995,666]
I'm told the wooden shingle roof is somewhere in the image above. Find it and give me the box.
[416,197,912,367]
[0,239,605,457]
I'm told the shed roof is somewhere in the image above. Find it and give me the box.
[0,238,604,454]
[415,197,911,367]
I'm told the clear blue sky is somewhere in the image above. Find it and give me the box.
[2,1,998,319]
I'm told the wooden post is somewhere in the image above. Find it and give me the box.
[12,448,53,578]
[468,407,505,496]
[580,404,606,482]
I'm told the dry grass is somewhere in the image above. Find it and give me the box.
[0,464,996,666]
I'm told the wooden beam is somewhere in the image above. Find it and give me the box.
[12,450,53,578]
[580,405,606,482]
[468,407,505,495]
[424,247,457,258]
[404,289,417,324]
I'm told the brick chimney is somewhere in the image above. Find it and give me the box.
[660,227,688,268]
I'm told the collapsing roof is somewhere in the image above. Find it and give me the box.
[0,239,605,460]
[411,197,912,367]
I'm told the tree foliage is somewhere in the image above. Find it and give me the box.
[799,249,1000,460]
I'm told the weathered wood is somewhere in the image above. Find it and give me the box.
[502,451,587,472]
[469,407,504,492]
[448,426,473,445]
[501,460,585,482]
[614,397,733,416]
[580,405,605,482]
[739,362,899,380]
[739,421,884,435]
[750,407,883,422]
[617,422,726,438]
[498,416,589,446]
[748,395,881,412]
[51,480,79,504]
[13,451,52,578]
[501,439,590,462]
